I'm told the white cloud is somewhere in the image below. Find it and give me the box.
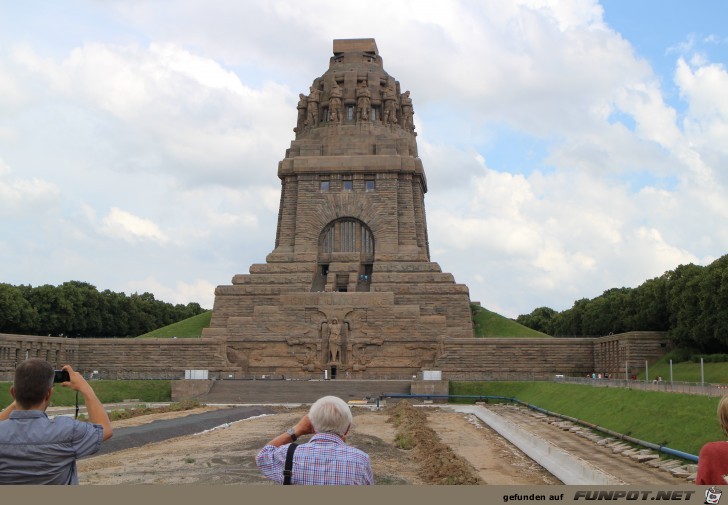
[0,62,28,112]
[125,276,216,307]
[1,0,728,320]
[12,41,294,187]
[0,158,60,218]
[100,207,168,244]
[675,57,728,179]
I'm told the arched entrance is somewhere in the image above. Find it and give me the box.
[313,218,374,292]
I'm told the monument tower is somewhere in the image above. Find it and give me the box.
[203,39,473,379]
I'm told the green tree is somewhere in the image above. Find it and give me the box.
[581,288,631,335]
[625,276,670,332]
[551,298,590,336]
[666,263,704,351]
[2,281,208,338]
[516,306,557,334]
[0,283,39,333]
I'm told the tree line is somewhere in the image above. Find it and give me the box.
[0,281,207,338]
[516,254,728,354]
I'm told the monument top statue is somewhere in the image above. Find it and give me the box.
[293,37,415,140]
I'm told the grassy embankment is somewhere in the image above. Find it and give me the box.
[0,380,171,407]
[451,380,722,456]
[136,311,212,338]
[635,354,728,384]
[472,305,550,338]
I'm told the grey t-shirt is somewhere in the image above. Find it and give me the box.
[0,410,103,484]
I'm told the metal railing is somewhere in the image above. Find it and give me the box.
[554,375,728,397]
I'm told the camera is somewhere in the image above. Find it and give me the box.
[53,370,70,383]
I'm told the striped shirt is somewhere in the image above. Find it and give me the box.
[256,432,374,485]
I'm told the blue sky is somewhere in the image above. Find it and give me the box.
[1,1,727,319]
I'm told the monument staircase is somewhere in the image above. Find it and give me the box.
[196,379,411,404]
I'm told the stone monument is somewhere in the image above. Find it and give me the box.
[202,39,473,379]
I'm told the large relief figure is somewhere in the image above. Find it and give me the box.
[328,80,343,124]
[306,86,321,128]
[356,80,371,122]
[400,90,414,131]
[382,83,398,126]
[327,317,342,363]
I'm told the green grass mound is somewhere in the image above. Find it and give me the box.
[0,380,172,407]
[637,355,728,384]
[451,381,720,456]
[472,305,550,338]
[136,311,212,338]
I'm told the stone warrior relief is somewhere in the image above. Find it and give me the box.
[305,85,321,128]
[356,80,371,122]
[382,82,398,126]
[295,93,307,132]
[326,317,342,363]
[225,344,271,374]
[400,90,414,132]
[294,344,319,372]
[328,80,343,124]
[295,78,415,132]
[405,343,442,368]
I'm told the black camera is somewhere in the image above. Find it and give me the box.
[53,370,70,383]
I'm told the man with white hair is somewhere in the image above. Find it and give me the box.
[256,395,373,485]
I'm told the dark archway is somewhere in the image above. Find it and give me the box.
[319,218,374,258]
[313,218,374,292]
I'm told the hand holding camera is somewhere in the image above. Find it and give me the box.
[54,365,90,394]
[53,370,70,383]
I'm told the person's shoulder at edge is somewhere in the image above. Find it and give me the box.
[700,441,728,455]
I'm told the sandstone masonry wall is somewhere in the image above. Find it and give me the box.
[0,331,668,381]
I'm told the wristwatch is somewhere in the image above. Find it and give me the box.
[286,428,298,442]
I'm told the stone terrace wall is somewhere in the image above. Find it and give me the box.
[0,334,232,380]
[0,334,79,380]
[594,331,670,377]
[435,332,669,380]
[437,337,597,380]
[71,338,232,379]
[1,331,669,381]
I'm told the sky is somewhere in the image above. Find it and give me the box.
[1,0,727,319]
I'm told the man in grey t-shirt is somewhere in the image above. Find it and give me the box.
[0,359,113,484]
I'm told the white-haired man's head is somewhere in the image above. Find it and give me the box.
[308,396,352,436]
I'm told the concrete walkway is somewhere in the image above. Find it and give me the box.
[444,404,622,485]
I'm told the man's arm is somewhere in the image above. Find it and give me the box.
[263,414,314,447]
[61,365,113,441]
[0,400,16,421]
[255,414,315,483]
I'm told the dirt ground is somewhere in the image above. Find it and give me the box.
[77,403,559,485]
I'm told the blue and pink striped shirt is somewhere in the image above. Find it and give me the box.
[256,432,374,485]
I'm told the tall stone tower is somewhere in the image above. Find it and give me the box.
[203,39,473,379]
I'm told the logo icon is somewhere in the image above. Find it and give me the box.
[706,487,722,505]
